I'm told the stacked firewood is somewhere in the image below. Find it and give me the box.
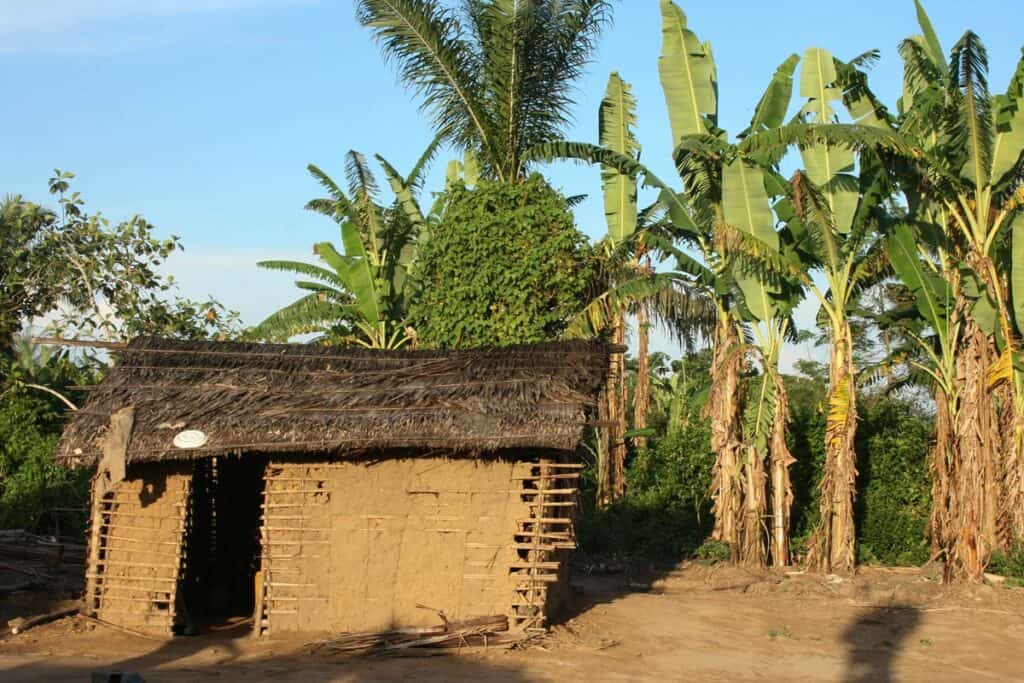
[0,529,86,594]
[307,615,513,655]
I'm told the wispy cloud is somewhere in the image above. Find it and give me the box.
[1,0,312,55]
[162,247,310,325]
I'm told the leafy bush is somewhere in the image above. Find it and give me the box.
[694,539,731,564]
[854,398,933,566]
[989,542,1024,580]
[784,367,828,552]
[577,412,714,563]
[0,391,89,533]
[578,352,935,569]
[411,175,594,348]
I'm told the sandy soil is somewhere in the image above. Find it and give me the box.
[2,564,1023,682]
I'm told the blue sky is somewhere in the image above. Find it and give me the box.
[2,0,1021,365]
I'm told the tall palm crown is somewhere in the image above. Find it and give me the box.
[356,0,614,182]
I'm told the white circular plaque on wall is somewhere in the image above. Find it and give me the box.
[173,430,208,449]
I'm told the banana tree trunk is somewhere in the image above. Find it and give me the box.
[634,302,651,451]
[596,313,629,506]
[999,384,1024,545]
[945,321,1000,581]
[985,259,1024,550]
[610,314,628,501]
[807,324,858,574]
[769,375,795,567]
[739,443,767,567]
[596,381,613,507]
[929,386,953,557]
[708,313,745,557]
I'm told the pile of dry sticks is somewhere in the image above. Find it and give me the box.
[307,613,514,656]
[0,529,85,595]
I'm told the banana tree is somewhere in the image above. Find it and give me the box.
[530,2,804,561]
[900,11,1024,580]
[659,1,808,565]
[564,70,715,503]
[597,71,640,503]
[750,47,901,574]
[655,1,747,556]
[250,148,437,348]
[721,153,804,567]
[834,1,1024,579]
[882,221,961,552]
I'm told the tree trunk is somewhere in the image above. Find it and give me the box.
[609,314,628,501]
[986,259,1024,550]
[929,387,952,557]
[999,385,1024,546]
[769,375,795,567]
[707,314,745,557]
[596,313,629,506]
[807,325,858,574]
[739,443,767,567]
[634,303,650,451]
[944,322,999,581]
[596,382,613,507]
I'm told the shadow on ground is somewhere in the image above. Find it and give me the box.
[1,625,539,683]
[842,605,921,683]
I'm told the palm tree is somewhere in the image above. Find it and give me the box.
[251,147,438,347]
[355,0,614,182]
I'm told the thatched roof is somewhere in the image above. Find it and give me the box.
[54,337,615,467]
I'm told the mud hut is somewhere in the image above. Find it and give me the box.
[54,337,613,638]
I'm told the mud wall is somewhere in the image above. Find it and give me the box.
[85,465,191,636]
[257,457,576,635]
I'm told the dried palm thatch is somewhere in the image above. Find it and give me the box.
[54,337,615,467]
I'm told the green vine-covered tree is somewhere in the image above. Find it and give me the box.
[410,175,595,348]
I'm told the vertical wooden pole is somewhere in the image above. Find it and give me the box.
[83,407,135,617]
[82,476,105,617]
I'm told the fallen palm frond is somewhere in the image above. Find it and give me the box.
[306,614,512,656]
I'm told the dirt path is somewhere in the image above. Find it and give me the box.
[2,565,1023,682]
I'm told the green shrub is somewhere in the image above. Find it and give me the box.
[411,175,595,348]
[694,539,731,564]
[0,392,90,533]
[854,398,933,566]
[784,369,828,550]
[577,414,714,563]
[989,542,1024,580]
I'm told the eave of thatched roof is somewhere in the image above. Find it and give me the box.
[54,337,615,467]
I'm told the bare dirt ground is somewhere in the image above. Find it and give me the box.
[2,563,1023,682]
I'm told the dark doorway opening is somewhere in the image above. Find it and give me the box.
[179,455,265,634]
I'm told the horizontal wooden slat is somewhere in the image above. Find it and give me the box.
[87,574,177,584]
[511,574,560,583]
[516,518,572,524]
[510,474,581,481]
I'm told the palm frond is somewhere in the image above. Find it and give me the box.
[356,0,496,171]
[305,164,353,219]
[256,259,349,290]
[739,122,913,159]
[404,132,444,191]
[248,293,350,342]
